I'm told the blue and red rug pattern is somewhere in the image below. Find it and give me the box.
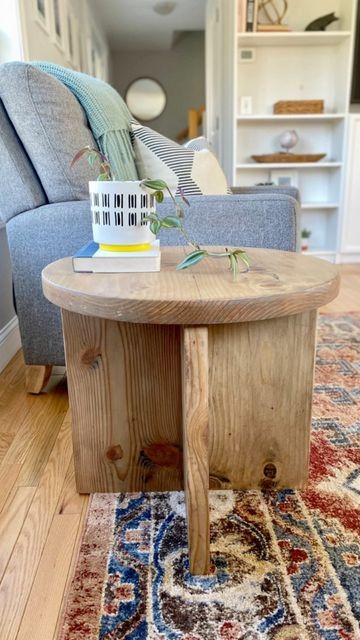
[59,315,360,640]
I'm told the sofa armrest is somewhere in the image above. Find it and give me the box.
[231,185,300,203]
[158,192,299,252]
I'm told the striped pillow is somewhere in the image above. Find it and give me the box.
[184,136,214,152]
[130,123,230,196]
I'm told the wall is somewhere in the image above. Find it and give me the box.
[0,0,23,63]
[112,31,205,140]
[19,0,109,79]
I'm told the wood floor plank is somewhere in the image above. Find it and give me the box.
[322,265,360,313]
[0,353,34,441]
[0,416,72,640]
[0,432,16,465]
[1,384,68,481]
[0,351,24,400]
[16,513,79,640]
[53,499,89,640]
[56,457,87,515]
[0,486,36,581]
[16,390,68,486]
[0,464,21,513]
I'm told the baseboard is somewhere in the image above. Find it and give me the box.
[339,253,360,264]
[0,316,22,373]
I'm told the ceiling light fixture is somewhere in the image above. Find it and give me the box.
[153,1,177,16]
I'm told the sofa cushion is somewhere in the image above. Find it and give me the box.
[0,98,46,222]
[0,62,96,203]
[131,122,230,196]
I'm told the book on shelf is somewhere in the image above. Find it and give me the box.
[72,239,161,273]
[253,0,259,32]
[237,0,247,32]
[246,0,257,32]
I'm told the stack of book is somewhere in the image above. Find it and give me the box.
[72,240,161,273]
[237,1,291,33]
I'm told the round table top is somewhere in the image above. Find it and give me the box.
[42,247,340,325]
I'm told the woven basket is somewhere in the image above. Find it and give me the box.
[274,100,324,114]
[252,153,326,163]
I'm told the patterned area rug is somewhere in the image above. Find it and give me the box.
[59,315,360,640]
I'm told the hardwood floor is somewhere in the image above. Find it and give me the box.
[0,263,359,640]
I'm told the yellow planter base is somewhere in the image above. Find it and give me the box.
[99,243,152,253]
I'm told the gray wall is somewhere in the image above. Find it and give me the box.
[112,31,205,140]
[0,223,15,330]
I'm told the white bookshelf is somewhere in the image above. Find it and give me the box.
[231,0,358,260]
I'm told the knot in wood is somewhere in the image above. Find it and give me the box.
[81,348,101,368]
[263,462,277,479]
[106,445,124,461]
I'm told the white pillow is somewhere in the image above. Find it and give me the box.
[130,123,230,196]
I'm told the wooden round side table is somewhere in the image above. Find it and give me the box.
[42,247,339,575]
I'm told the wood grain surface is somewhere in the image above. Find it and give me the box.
[208,311,318,489]
[60,309,318,493]
[181,327,210,574]
[42,248,340,325]
[62,310,183,493]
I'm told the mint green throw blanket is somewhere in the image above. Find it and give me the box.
[32,62,138,181]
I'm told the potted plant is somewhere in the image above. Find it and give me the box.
[301,228,312,252]
[72,146,249,277]
[72,147,156,252]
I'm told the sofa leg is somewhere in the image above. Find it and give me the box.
[25,365,53,394]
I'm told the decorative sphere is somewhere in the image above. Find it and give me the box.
[279,129,298,151]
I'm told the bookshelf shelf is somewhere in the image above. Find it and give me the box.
[236,162,342,169]
[237,31,351,47]
[237,114,346,121]
[301,203,339,210]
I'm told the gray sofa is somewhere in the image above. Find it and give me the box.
[0,62,300,392]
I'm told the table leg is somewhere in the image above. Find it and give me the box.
[208,310,318,489]
[61,310,183,493]
[181,326,210,575]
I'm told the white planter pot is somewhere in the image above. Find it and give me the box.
[89,180,156,249]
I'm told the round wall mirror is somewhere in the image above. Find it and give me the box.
[125,78,167,121]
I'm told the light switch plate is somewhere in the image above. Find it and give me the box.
[240,96,253,115]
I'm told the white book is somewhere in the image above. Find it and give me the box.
[73,239,161,273]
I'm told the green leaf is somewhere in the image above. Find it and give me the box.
[176,250,207,270]
[150,220,161,235]
[97,173,108,181]
[143,213,159,223]
[155,190,164,203]
[141,179,168,191]
[160,216,183,229]
[238,253,250,269]
[229,253,237,279]
[231,248,250,269]
[87,152,98,167]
